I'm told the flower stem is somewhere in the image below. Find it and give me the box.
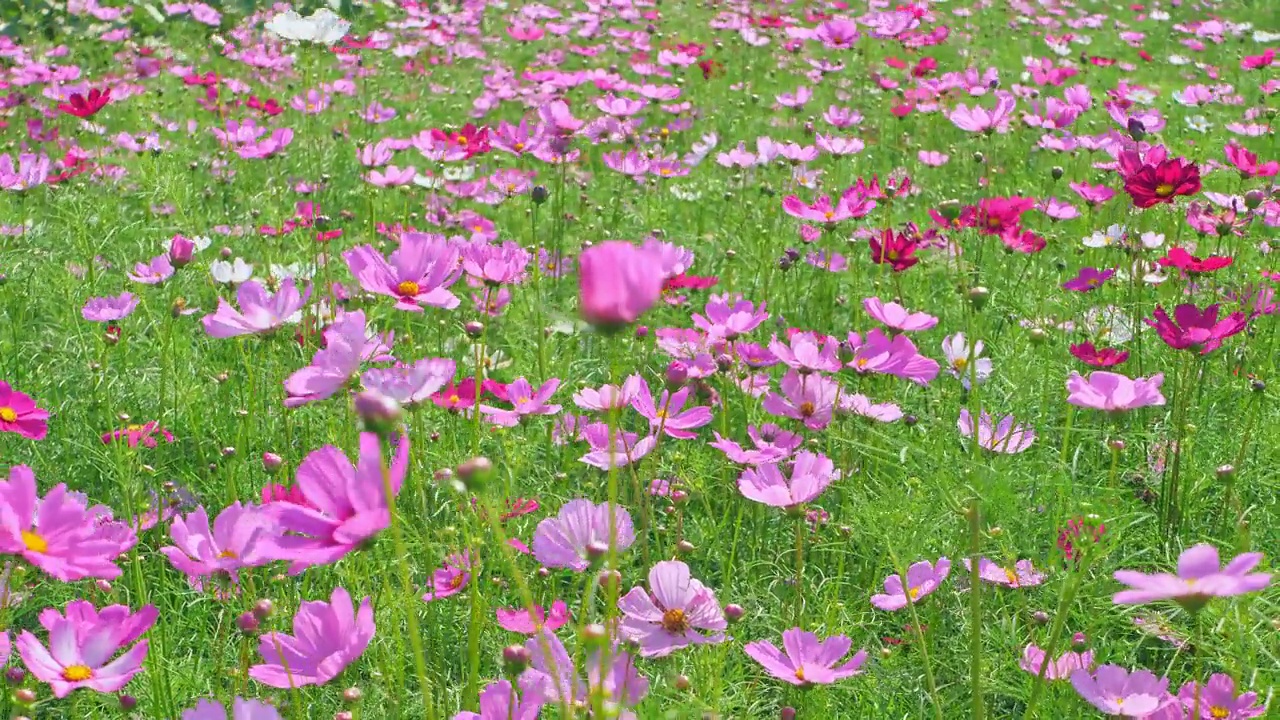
[1023,567,1086,718]
[967,498,985,720]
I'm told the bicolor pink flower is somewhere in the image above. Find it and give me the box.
[768,332,842,373]
[579,424,657,470]
[182,698,282,720]
[127,254,175,285]
[250,587,374,688]
[762,369,839,430]
[202,279,311,338]
[0,465,124,581]
[495,601,570,634]
[422,551,472,602]
[344,234,460,311]
[782,187,875,225]
[1070,665,1171,717]
[871,558,951,611]
[958,408,1034,454]
[863,297,937,333]
[532,499,635,572]
[160,503,277,587]
[743,628,868,686]
[710,424,802,465]
[630,380,711,439]
[1020,645,1093,681]
[737,451,839,508]
[942,333,992,387]
[1113,543,1271,610]
[1066,371,1165,412]
[963,558,1046,588]
[82,292,138,322]
[266,432,409,574]
[0,381,49,440]
[16,600,156,698]
[618,560,727,658]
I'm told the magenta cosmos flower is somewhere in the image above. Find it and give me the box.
[871,558,951,611]
[182,698,282,720]
[160,503,277,588]
[422,551,471,602]
[958,408,1035,454]
[1070,665,1172,717]
[455,676,547,720]
[762,369,839,430]
[266,432,409,574]
[863,296,938,333]
[202,279,311,338]
[479,378,561,427]
[963,558,1046,588]
[532,499,635,571]
[1066,371,1165,412]
[737,451,839,509]
[1145,303,1247,355]
[284,311,390,408]
[1177,674,1267,719]
[630,379,712,439]
[344,233,461,311]
[577,241,665,328]
[710,424,803,465]
[1112,543,1271,611]
[743,628,868,687]
[16,600,157,698]
[0,381,49,440]
[496,600,570,634]
[692,295,769,340]
[82,292,138,322]
[1020,644,1093,680]
[0,465,125,581]
[618,560,727,658]
[250,586,374,689]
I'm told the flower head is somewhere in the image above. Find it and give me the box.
[182,698,282,720]
[0,466,125,581]
[532,499,635,572]
[964,558,1046,588]
[0,381,49,440]
[1070,665,1171,717]
[250,587,374,688]
[1020,644,1093,680]
[82,292,138,323]
[737,452,839,509]
[1145,304,1247,355]
[1066,371,1166,412]
[577,242,665,329]
[16,600,156,698]
[743,628,868,686]
[871,558,950,611]
[1113,543,1271,611]
[958,409,1035,454]
[618,560,727,657]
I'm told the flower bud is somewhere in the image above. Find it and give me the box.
[723,603,745,623]
[1051,166,1064,180]
[937,199,961,221]
[1243,189,1264,210]
[455,456,494,492]
[1028,328,1047,345]
[665,360,688,389]
[780,707,797,720]
[968,286,990,311]
[236,611,260,634]
[585,540,609,563]
[1216,464,1235,479]
[354,390,403,436]
[634,325,649,339]
[674,674,691,691]
[676,540,696,555]
[6,667,26,685]
[1108,439,1125,452]
[464,321,485,338]
[119,694,138,711]
[531,185,549,205]
[1071,632,1088,651]
[1126,118,1146,141]
[262,452,283,473]
[598,569,621,591]
[502,644,532,675]
[169,234,195,267]
[582,623,609,648]
[96,579,112,592]
[335,713,354,720]
[252,598,274,621]
[13,689,36,705]
[972,151,985,164]
[1031,610,1050,626]
[342,687,363,704]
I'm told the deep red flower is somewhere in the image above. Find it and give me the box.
[912,57,938,77]
[698,58,725,80]
[1069,342,1129,368]
[1088,55,1117,67]
[1122,158,1201,209]
[868,228,920,272]
[1145,303,1247,355]
[977,196,1036,236]
[247,95,283,117]
[57,87,111,118]
[1157,247,1232,274]
[663,273,719,292]
[431,123,490,158]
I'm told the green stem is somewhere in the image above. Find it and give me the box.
[1024,567,1086,718]
[968,498,985,720]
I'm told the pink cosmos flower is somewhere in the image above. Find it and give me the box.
[957,408,1035,454]
[361,358,455,408]
[344,234,461,311]
[769,332,842,373]
[847,329,940,385]
[202,279,311,338]
[455,676,548,720]
[495,601,570,634]
[250,587,374,689]
[82,292,139,322]
[127,254,175,285]
[1223,143,1278,179]
[0,381,49,440]
[102,421,174,448]
[480,378,561,427]
[737,451,839,508]
[17,600,156,698]
[709,424,803,465]
[1112,543,1271,610]
[692,295,768,340]
[160,503,277,588]
[949,92,1016,133]
[182,698,282,720]
[0,465,124,581]
[630,380,711,439]
[838,393,903,423]
[577,242,665,328]
[782,187,875,225]
[1145,304,1247,355]
[1070,665,1171,717]
[579,424,657,470]
[863,297,938,333]
[265,432,409,574]
[1177,674,1267,719]
[572,376,644,412]
[1066,371,1165,412]
[963,558,1046,588]
[762,369,839,430]
[871,558,951,611]
[532,499,635,572]
[422,551,471,602]
[1020,644,1093,680]
[520,628,648,714]
[618,560,727,658]
[284,311,389,408]
[0,152,51,190]
[743,628,868,686]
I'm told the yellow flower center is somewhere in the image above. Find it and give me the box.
[217,549,238,559]
[457,136,469,146]
[449,572,467,590]
[1210,706,1230,719]
[514,142,525,151]
[62,665,93,682]
[473,225,484,232]
[661,608,689,633]
[1155,183,1174,197]
[21,530,48,554]
[823,211,834,220]
[794,667,807,682]
[953,357,968,371]
[908,586,921,600]
[1004,569,1019,586]
[798,402,815,417]
[659,168,672,176]
[447,394,460,405]
[396,280,420,297]
[655,408,668,419]
[886,250,899,260]
[0,406,16,423]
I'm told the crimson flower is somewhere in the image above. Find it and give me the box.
[57,88,111,118]
[1122,157,1201,209]
[431,123,490,158]
[663,274,719,292]
[977,196,1036,236]
[868,228,919,272]
[1145,303,1247,355]
[1157,247,1232,274]
[1069,342,1129,368]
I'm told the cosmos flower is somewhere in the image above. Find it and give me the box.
[743,628,868,687]
[1020,645,1093,680]
[962,558,1046,588]
[264,7,350,44]
[1145,303,1247,355]
[692,295,769,340]
[737,451,839,508]
[495,601,570,635]
[942,334,992,387]
[82,292,139,323]
[1176,674,1267,719]
[202,279,310,338]
[532,499,635,572]
[863,297,937,333]
[710,424,803,465]
[250,587,374,688]
[1112,543,1271,611]
[957,409,1035,454]
[871,558,951,611]
[0,465,125,581]
[480,378,562,427]
[160,503,277,589]
[577,242,665,328]
[454,676,547,720]
[629,380,712,439]
[1070,665,1172,717]
[617,560,727,657]
[16,600,156,698]
[1066,371,1165,412]
[762,369,839,430]
[1069,342,1129,368]
[181,698,282,720]
[344,234,461,312]
[1122,155,1202,209]
[520,628,648,714]
[1061,267,1115,292]
[0,381,49,440]
[422,552,472,602]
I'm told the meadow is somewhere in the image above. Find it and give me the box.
[0,0,1277,718]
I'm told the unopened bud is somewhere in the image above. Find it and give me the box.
[780,707,797,720]
[1031,610,1050,626]
[6,667,25,685]
[634,325,649,339]
[353,390,403,435]
[674,674,691,691]
[119,694,138,711]
[262,452,283,473]
[252,598,274,621]
[938,199,962,221]
[13,688,35,705]
[1051,166,1064,180]
[502,644,532,675]
[676,540,696,555]
[464,321,485,338]
[1243,189,1264,210]
[1071,632,1088,651]
[456,456,494,491]
[236,612,260,634]
[666,361,688,389]
[531,185,549,205]
[968,286,990,310]
[723,603,745,623]
[1217,464,1235,479]
[582,623,608,647]
[342,687,363,704]
[1108,439,1125,452]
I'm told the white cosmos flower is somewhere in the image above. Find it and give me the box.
[270,263,316,280]
[1082,224,1127,248]
[1186,115,1212,133]
[1082,305,1136,345]
[264,8,350,45]
[210,258,254,284]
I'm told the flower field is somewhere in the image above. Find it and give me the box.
[0,0,1277,718]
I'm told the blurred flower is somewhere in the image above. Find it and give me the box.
[250,587,373,688]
